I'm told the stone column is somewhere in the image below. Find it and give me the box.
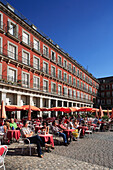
[61,100,63,115]
[1,92,6,105]
[40,97,43,117]
[55,100,58,117]
[17,94,21,120]
[48,99,51,117]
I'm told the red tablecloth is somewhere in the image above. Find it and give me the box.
[0,145,8,156]
[63,129,75,138]
[7,130,20,141]
[78,126,89,136]
[39,134,54,147]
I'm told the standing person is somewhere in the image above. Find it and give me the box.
[21,120,51,158]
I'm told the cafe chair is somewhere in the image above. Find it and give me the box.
[0,145,8,170]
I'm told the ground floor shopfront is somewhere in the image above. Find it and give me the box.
[0,84,93,119]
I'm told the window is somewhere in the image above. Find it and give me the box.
[33,38,40,51]
[77,69,79,76]
[0,12,3,29]
[107,99,111,105]
[68,75,72,84]
[58,85,62,95]
[22,50,30,65]
[81,92,83,99]
[86,84,88,91]
[112,84,113,89]
[73,66,76,74]
[43,79,48,92]
[83,74,85,80]
[80,72,82,79]
[8,42,17,60]
[64,59,67,68]
[22,30,30,45]
[77,79,79,87]
[0,36,2,54]
[101,92,104,97]
[8,67,17,82]
[63,86,68,96]
[22,72,29,87]
[77,91,80,98]
[86,95,88,100]
[43,45,49,57]
[68,88,72,97]
[106,85,110,90]
[106,92,110,97]
[8,19,18,38]
[81,82,83,89]
[51,66,56,77]
[84,83,86,90]
[0,63,2,79]
[58,69,62,80]
[101,100,105,104]
[73,90,76,98]
[51,50,56,61]
[73,77,76,86]
[101,85,104,90]
[58,55,62,65]
[68,63,71,71]
[43,61,48,74]
[33,56,40,70]
[89,95,91,101]
[89,86,92,93]
[51,82,56,93]
[33,76,40,89]
[63,72,67,82]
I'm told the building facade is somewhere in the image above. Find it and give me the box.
[96,77,113,109]
[0,1,99,119]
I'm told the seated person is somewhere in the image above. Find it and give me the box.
[73,119,79,129]
[52,121,68,146]
[21,120,52,158]
[67,118,75,129]
[58,120,67,130]
[42,121,49,134]
[10,118,17,130]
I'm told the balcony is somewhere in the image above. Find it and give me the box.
[0,21,5,33]
[6,27,20,42]
[21,36,32,49]
[42,49,49,60]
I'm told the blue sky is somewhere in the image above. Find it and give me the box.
[6,0,113,78]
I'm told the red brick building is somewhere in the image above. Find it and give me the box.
[96,77,113,109]
[0,1,99,119]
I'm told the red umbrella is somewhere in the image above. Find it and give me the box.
[1,101,6,119]
[5,105,23,111]
[28,104,31,121]
[77,107,93,112]
[22,105,40,111]
[99,105,104,118]
[40,108,49,111]
[47,107,78,113]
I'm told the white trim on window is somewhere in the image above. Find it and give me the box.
[33,55,40,70]
[33,37,40,51]
[22,29,30,45]
[0,12,3,29]
[0,36,3,53]
[51,50,56,61]
[8,18,18,36]
[43,79,49,92]
[58,55,62,65]
[51,81,56,93]
[7,66,18,82]
[58,69,62,79]
[22,49,30,65]
[43,44,49,57]
[63,59,67,68]
[22,71,30,88]
[51,65,56,77]
[0,63,2,79]
[58,84,62,95]
[33,75,40,89]
[43,60,49,73]
[8,41,18,60]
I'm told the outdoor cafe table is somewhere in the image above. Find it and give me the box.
[78,126,89,136]
[7,130,21,142]
[63,129,75,138]
[38,134,54,147]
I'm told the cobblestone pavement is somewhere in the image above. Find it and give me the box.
[4,131,113,170]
